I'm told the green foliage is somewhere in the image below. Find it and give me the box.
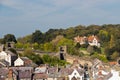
[11,24,120,62]
[42,54,68,66]
[80,44,89,48]
[43,42,54,52]
[15,42,24,48]
[87,46,101,55]
[87,46,94,55]
[17,35,32,44]
[91,53,108,62]
[32,43,39,50]
[111,51,119,60]
[31,30,43,44]
[0,38,4,44]
[8,48,17,55]
[3,34,17,43]
[75,43,81,49]
[23,48,43,65]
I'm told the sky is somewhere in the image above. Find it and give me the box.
[0,0,120,38]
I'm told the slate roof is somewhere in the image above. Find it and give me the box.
[21,57,38,67]
[33,73,48,79]
[18,70,32,79]
[0,68,9,79]
[5,50,17,56]
[0,60,9,67]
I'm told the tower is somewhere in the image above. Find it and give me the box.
[59,46,67,60]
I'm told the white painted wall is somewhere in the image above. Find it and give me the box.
[14,57,24,66]
[109,70,120,80]
[68,69,83,80]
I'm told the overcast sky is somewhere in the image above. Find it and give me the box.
[0,0,120,38]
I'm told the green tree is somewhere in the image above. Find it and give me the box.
[31,30,43,44]
[109,35,115,48]
[75,43,81,49]
[87,46,94,55]
[15,42,24,48]
[111,51,119,60]
[43,42,54,52]
[23,48,43,65]
[3,34,17,43]
[98,30,110,43]
[32,43,39,50]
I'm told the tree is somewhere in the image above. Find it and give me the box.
[31,30,43,44]
[111,51,119,60]
[98,30,110,43]
[3,34,17,43]
[23,48,43,65]
[109,35,115,48]
[75,43,81,49]
[43,42,54,52]
[87,46,94,55]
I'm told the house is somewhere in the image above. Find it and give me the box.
[14,57,24,66]
[74,35,100,47]
[108,70,120,80]
[11,67,33,80]
[14,57,37,67]
[88,35,100,47]
[68,69,84,80]
[74,36,87,45]
[0,50,17,66]
[92,59,113,80]
[34,65,47,73]
[47,67,58,80]
[33,73,48,80]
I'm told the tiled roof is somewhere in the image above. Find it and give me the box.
[76,69,84,75]
[0,60,9,67]
[59,68,73,76]
[48,67,57,74]
[19,70,32,79]
[88,35,99,42]
[0,68,9,78]
[33,73,48,79]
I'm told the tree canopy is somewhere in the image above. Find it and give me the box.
[3,34,17,43]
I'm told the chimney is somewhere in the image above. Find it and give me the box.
[8,69,13,80]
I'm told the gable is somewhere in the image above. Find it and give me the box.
[15,57,24,63]
[70,69,81,77]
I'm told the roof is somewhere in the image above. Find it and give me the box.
[20,57,37,67]
[59,68,73,76]
[109,61,117,65]
[0,68,9,78]
[0,60,9,67]
[18,70,32,79]
[74,36,87,43]
[76,69,84,75]
[48,67,58,74]
[5,50,17,56]
[88,35,100,42]
[33,73,48,79]
[34,66,47,73]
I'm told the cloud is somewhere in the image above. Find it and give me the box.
[0,0,120,37]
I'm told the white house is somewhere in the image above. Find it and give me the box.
[109,70,120,80]
[0,51,11,66]
[88,35,100,47]
[14,57,24,66]
[68,69,84,80]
